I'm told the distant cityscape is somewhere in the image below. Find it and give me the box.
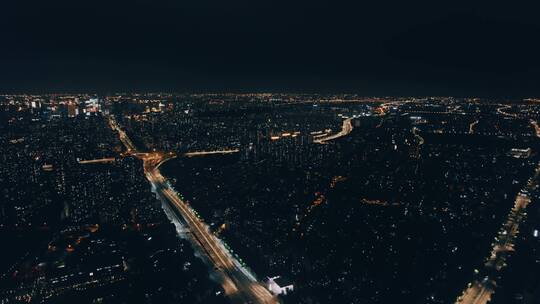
[1,93,540,304]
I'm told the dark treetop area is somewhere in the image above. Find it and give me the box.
[1,1,540,96]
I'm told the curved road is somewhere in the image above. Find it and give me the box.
[313,118,353,144]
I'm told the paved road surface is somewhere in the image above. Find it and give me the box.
[108,116,277,304]
[313,118,353,144]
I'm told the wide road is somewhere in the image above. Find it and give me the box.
[496,104,518,118]
[456,111,540,304]
[78,158,116,164]
[184,149,240,157]
[313,118,353,144]
[108,116,276,304]
[530,120,540,138]
[469,120,479,134]
[146,169,275,303]
[456,168,538,304]
[412,127,424,145]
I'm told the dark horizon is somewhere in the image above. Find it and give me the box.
[2,1,540,97]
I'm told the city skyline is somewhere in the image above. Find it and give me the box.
[2,2,540,303]
[2,94,540,303]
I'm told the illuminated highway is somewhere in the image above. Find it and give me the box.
[496,104,518,118]
[184,149,240,157]
[456,163,539,304]
[78,158,116,164]
[469,120,479,134]
[412,127,425,145]
[456,111,540,304]
[313,118,353,144]
[530,120,540,138]
[108,117,138,152]
[108,116,277,304]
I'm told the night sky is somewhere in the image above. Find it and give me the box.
[2,1,540,96]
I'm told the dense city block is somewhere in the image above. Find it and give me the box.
[2,94,540,304]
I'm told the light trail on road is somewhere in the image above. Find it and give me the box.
[530,120,540,138]
[496,104,518,118]
[107,115,276,304]
[412,127,425,145]
[456,165,539,304]
[469,120,479,134]
[313,118,353,144]
[456,111,540,304]
[77,158,116,164]
[184,149,240,157]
